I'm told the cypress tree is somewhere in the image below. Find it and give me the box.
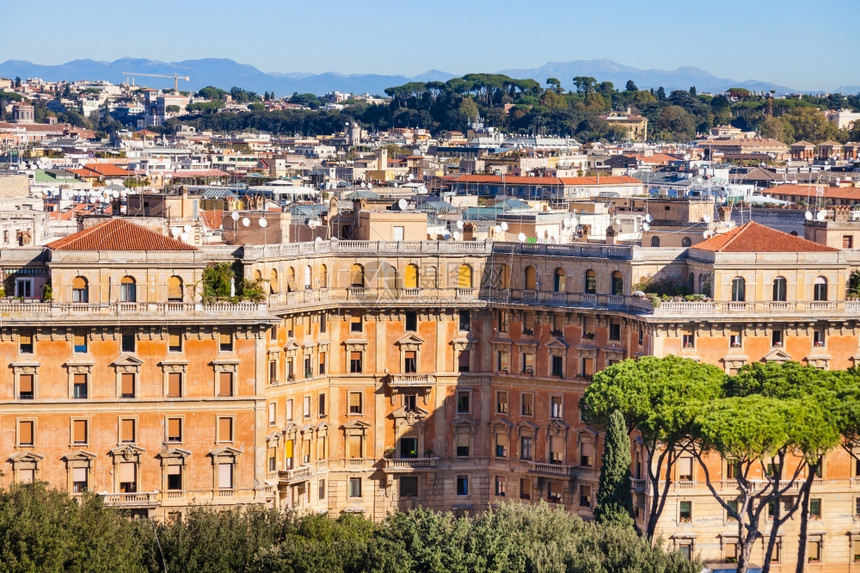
[594,409,635,527]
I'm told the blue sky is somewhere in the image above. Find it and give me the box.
[3,0,858,91]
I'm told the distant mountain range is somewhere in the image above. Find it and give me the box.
[0,57,816,96]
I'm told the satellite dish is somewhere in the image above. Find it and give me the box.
[645,213,653,223]
[642,222,651,231]
[494,225,502,234]
[442,231,452,240]
[614,217,621,226]
[727,220,736,228]
[180,232,190,242]
[315,237,323,243]
[111,191,119,199]
[183,224,192,233]
[500,222,509,232]
[308,220,319,229]
[242,217,251,227]
[231,211,240,221]
[804,211,813,221]
[563,218,572,228]
[517,232,527,243]
[398,198,407,210]
[703,214,712,223]
[456,220,464,230]
[453,231,461,241]
[360,182,366,188]
[259,218,268,228]
[703,231,713,239]
[816,211,826,221]
[366,183,372,190]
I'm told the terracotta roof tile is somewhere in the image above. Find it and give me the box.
[692,221,837,253]
[46,218,197,251]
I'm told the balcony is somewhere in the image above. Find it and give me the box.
[383,457,439,472]
[0,301,270,323]
[649,299,857,318]
[384,373,435,388]
[100,492,158,507]
[278,465,313,484]
[519,460,576,477]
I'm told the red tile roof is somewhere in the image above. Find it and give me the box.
[445,175,641,186]
[765,184,860,202]
[46,218,197,251]
[692,221,837,253]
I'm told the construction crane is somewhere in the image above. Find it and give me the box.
[122,72,190,92]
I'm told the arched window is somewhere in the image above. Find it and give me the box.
[253,269,262,281]
[651,236,661,247]
[404,264,419,289]
[772,276,787,302]
[269,269,279,294]
[167,275,183,302]
[287,267,297,292]
[304,265,312,289]
[813,276,828,301]
[423,266,437,289]
[611,271,623,296]
[553,268,566,292]
[382,263,398,291]
[731,277,745,302]
[120,276,136,303]
[458,264,472,289]
[350,264,365,287]
[681,236,692,247]
[584,270,597,294]
[525,266,537,291]
[72,276,89,303]
[319,264,328,288]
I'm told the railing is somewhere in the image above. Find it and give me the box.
[384,457,439,470]
[630,478,647,492]
[100,492,157,505]
[520,460,575,476]
[0,301,268,319]
[279,465,312,483]
[386,374,434,387]
[651,300,854,316]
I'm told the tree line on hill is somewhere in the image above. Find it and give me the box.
[0,484,698,573]
[155,74,860,144]
[584,358,860,573]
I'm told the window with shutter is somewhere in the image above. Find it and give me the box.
[73,420,87,444]
[72,467,88,492]
[219,372,233,397]
[347,435,362,458]
[19,420,34,446]
[218,463,233,489]
[348,392,363,414]
[119,462,136,492]
[121,419,135,443]
[120,373,135,398]
[73,373,88,399]
[168,373,182,398]
[19,331,33,353]
[19,374,33,399]
[167,276,183,301]
[167,418,182,442]
[219,331,233,352]
[168,329,182,352]
[218,417,233,442]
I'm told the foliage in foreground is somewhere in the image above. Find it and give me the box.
[0,484,698,573]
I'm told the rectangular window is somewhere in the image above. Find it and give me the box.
[400,476,418,498]
[120,419,136,443]
[319,315,326,334]
[809,498,821,518]
[496,391,508,414]
[404,394,417,412]
[730,330,742,348]
[166,465,182,491]
[219,331,233,352]
[458,349,470,372]
[18,420,34,446]
[494,476,506,497]
[348,477,362,498]
[286,399,293,421]
[218,463,233,489]
[725,542,738,562]
[523,312,535,335]
[19,330,33,354]
[350,315,362,333]
[456,390,471,413]
[521,352,534,375]
[217,417,233,442]
[551,355,564,377]
[771,329,783,347]
[579,484,592,507]
[74,330,87,353]
[580,442,594,467]
[404,350,417,373]
[455,432,469,457]
[350,351,362,373]
[609,321,621,341]
[121,331,135,353]
[813,329,825,347]
[497,350,509,373]
[72,419,88,445]
[168,372,182,398]
[552,313,563,334]
[120,373,135,398]
[807,539,821,563]
[843,235,854,249]
[348,391,363,414]
[218,372,233,397]
[550,435,564,464]
[727,499,739,520]
[456,475,469,496]
[521,393,533,416]
[318,478,326,500]
[72,467,88,493]
[303,396,311,418]
[119,462,137,493]
[459,310,470,332]
[168,329,182,352]
[318,393,326,417]
[287,359,295,380]
[678,457,693,481]
[679,501,692,521]
[498,310,508,332]
[268,402,276,425]
[638,326,644,345]
[550,396,563,418]
[520,436,533,460]
[581,357,595,377]
[18,374,34,400]
[520,478,531,500]
[304,356,312,378]
[405,311,417,332]
[495,432,509,458]
[318,351,326,375]
[166,417,182,442]
[682,332,695,349]
[73,373,88,399]
[347,435,362,458]
[268,359,276,385]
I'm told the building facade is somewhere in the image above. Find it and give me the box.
[1,218,859,569]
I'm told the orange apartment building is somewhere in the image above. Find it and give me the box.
[1,217,859,569]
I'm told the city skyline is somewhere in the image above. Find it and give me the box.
[3,0,859,92]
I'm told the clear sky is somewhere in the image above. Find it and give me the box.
[2,0,858,91]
